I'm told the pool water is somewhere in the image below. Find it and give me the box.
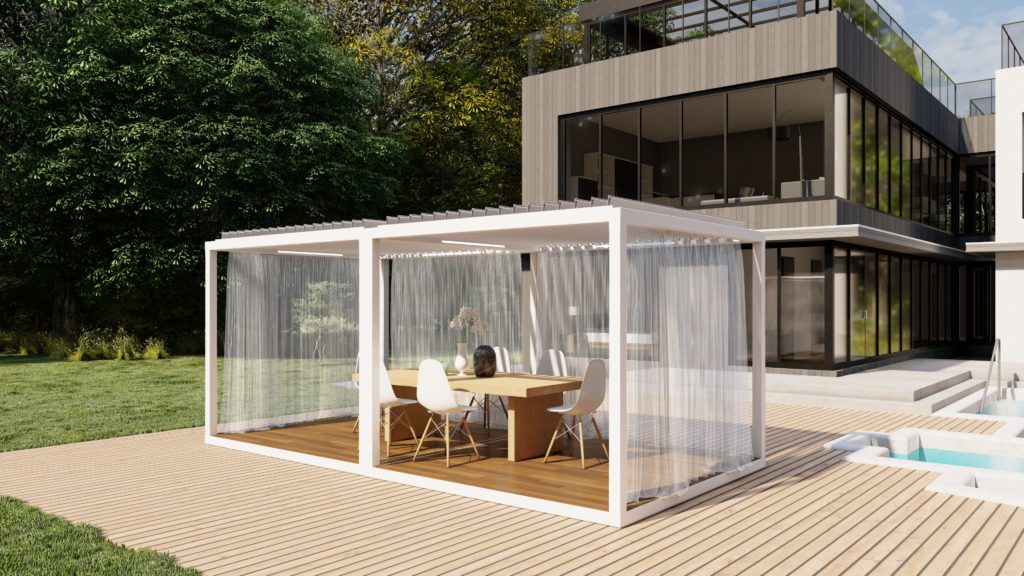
[981,400,1024,417]
[891,447,1024,473]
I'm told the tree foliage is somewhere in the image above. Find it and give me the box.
[0,0,403,342]
[313,0,578,211]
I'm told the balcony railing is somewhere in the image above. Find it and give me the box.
[1003,21,1024,69]
[526,1,1008,118]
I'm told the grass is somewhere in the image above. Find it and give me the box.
[0,496,200,576]
[0,355,204,453]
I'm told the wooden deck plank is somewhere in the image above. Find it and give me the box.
[0,404,1017,576]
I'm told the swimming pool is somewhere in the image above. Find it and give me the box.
[891,447,1024,473]
[981,400,1024,417]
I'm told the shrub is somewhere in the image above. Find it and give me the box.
[142,338,170,360]
[43,336,73,360]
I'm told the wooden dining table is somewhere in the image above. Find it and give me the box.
[355,370,582,461]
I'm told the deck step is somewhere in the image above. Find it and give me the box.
[766,378,986,415]
[766,370,973,403]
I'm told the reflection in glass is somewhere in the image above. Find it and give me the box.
[878,109,890,213]
[683,94,724,208]
[865,100,877,209]
[641,102,681,204]
[780,247,826,363]
[776,78,826,199]
[563,116,600,201]
[891,256,901,353]
[834,248,848,364]
[602,109,638,200]
[850,92,864,204]
[879,254,889,355]
[727,87,772,201]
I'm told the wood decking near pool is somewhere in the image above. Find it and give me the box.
[1,404,1021,575]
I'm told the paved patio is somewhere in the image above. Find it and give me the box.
[1,404,1022,575]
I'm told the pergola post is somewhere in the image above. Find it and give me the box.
[358,237,382,466]
[521,253,541,374]
[205,246,218,439]
[607,211,627,525]
[751,240,767,460]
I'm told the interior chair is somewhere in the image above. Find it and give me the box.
[473,345,510,434]
[350,362,420,458]
[543,358,608,469]
[535,348,568,377]
[412,359,481,467]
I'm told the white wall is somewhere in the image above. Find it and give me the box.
[994,67,1024,360]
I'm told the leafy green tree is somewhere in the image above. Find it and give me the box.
[313,0,578,212]
[0,0,403,341]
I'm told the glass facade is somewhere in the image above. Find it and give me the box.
[838,80,955,233]
[742,243,994,369]
[561,77,827,207]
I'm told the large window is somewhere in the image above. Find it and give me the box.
[776,78,826,199]
[641,102,681,204]
[838,81,955,231]
[728,87,773,201]
[562,115,600,201]
[683,94,725,207]
[602,109,639,199]
[561,76,828,208]
[779,247,826,363]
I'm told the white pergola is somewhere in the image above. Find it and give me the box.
[204,197,767,527]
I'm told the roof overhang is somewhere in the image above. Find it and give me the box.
[965,241,1024,254]
[764,225,974,261]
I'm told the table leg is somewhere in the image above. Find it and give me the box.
[507,393,563,462]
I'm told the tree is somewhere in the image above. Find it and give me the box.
[0,0,403,343]
[312,0,579,212]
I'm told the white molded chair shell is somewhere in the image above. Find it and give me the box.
[417,359,473,415]
[380,364,415,409]
[552,359,606,415]
[536,348,568,377]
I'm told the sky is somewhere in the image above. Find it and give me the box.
[879,0,1024,82]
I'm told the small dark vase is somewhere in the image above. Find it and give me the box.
[473,345,497,377]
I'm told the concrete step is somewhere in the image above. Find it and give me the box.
[766,370,973,403]
[766,378,986,415]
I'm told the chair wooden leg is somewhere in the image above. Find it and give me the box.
[543,418,563,463]
[592,415,609,460]
[460,412,480,459]
[483,395,490,436]
[383,407,392,458]
[400,409,418,444]
[350,416,359,434]
[412,415,433,462]
[578,419,586,469]
[568,415,577,457]
[444,415,451,468]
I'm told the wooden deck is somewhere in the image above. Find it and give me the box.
[221,418,611,510]
[1,404,1022,575]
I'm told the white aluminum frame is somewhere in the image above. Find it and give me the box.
[204,200,767,528]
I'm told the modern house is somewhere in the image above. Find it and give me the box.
[525,1,1024,371]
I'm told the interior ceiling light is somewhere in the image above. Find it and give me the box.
[440,239,506,249]
[277,250,346,257]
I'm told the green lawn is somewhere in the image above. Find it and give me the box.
[0,355,205,574]
[0,355,205,453]
[0,496,201,576]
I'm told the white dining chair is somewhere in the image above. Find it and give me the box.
[535,348,568,377]
[350,362,419,458]
[412,359,481,467]
[543,358,608,469]
[473,345,510,434]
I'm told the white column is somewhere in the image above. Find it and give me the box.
[607,211,627,525]
[833,81,849,200]
[751,240,767,460]
[358,237,382,466]
[204,247,218,439]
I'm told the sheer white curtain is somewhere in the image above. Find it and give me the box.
[220,253,359,434]
[533,250,609,433]
[388,253,522,427]
[625,231,752,502]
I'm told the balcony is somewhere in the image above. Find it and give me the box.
[526,0,998,118]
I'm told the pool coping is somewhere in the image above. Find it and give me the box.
[825,426,1024,508]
